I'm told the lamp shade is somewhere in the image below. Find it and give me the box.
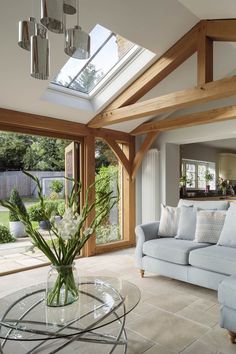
[31,26,50,80]
[18,17,36,51]
[63,0,76,15]
[64,25,90,59]
[40,0,65,34]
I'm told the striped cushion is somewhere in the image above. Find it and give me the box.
[195,210,227,244]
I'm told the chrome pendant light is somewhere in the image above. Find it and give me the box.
[18,17,37,51]
[31,24,49,80]
[63,0,76,15]
[64,0,90,59]
[40,0,65,34]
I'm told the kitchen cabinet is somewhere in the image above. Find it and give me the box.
[219,153,236,180]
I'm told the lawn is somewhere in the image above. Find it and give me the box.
[0,211,9,227]
[0,211,38,230]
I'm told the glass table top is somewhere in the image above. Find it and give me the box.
[0,277,140,342]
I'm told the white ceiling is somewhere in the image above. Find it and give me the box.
[1,0,236,132]
[201,138,236,152]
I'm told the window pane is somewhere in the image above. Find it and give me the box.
[186,163,195,188]
[95,139,123,245]
[52,24,137,94]
[198,164,206,189]
[69,35,134,93]
[53,24,112,87]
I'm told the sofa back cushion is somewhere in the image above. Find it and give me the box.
[195,210,227,244]
[158,204,180,237]
[175,206,197,240]
[218,203,236,248]
[178,199,229,210]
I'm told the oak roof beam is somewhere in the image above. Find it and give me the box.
[131,105,236,135]
[88,76,236,128]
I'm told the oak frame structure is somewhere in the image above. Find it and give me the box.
[0,108,135,257]
[1,19,236,258]
[87,19,236,138]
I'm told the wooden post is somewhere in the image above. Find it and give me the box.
[197,21,213,86]
[83,135,96,257]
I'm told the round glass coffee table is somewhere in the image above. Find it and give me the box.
[0,277,140,354]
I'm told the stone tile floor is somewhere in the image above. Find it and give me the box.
[0,247,235,353]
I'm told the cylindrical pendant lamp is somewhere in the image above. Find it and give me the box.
[64,25,90,59]
[18,17,37,51]
[63,0,76,15]
[31,24,50,80]
[40,0,65,34]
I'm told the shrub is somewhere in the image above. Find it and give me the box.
[96,224,121,245]
[28,203,44,222]
[0,224,15,243]
[9,188,27,222]
[28,200,62,221]
[50,180,64,194]
[49,191,58,200]
[58,201,65,216]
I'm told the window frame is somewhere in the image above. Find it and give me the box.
[182,159,216,190]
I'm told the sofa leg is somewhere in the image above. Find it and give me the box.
[228,330,236,343]
[140,269,144,278]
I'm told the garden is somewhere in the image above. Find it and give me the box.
[0,133,121,247]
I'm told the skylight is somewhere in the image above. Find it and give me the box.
[52,24,140,96]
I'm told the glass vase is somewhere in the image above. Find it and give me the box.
[46,263,79,307]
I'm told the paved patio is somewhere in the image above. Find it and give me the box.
[0,237,49,274]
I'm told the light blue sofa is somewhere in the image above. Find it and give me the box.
[135,199,235,290]
[135,199,236,342]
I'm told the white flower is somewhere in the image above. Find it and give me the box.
[55,208,82,240]
[83,228,93,237]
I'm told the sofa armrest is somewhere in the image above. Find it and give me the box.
[135,222,160,268]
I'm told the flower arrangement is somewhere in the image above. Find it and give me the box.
[0,171,118,306]
[217,177,229,195]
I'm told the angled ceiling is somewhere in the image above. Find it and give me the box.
[1,0,236,132]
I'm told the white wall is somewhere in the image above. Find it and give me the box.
[135,117,236,224]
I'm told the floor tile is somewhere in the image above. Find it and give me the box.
[127,307,208,352]
[145,291,199,313]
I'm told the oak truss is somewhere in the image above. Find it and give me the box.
[86,19,236,178]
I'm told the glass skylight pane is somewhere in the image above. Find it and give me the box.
[52,23,137,95]
[53,24,112,87]
[69,35,134,93]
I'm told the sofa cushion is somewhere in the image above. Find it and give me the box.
[218,203,236,248]
[158,204,180,237]
[175,206,197,240]
[189,245,236,275]
[195,210,227,244]
[143,238,209,265]
[178,199,229,210]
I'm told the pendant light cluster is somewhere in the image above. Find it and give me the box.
[18,0,90,80]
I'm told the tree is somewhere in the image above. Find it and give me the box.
[55,63,103,93]
[23,138,69,171]
[71,63,103,93]
[0,133,34,171]
[95,140,118,172]
[0,132,69,171]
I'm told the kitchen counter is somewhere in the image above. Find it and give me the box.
[183,196,236,201]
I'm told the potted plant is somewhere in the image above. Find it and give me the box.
[8,188,27,238]
[28,201,59,230]
[0,171,118,307]
[218,177,228,196]
[205,170,214,193]
[179,175,192,197]
[50,180,64,199]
